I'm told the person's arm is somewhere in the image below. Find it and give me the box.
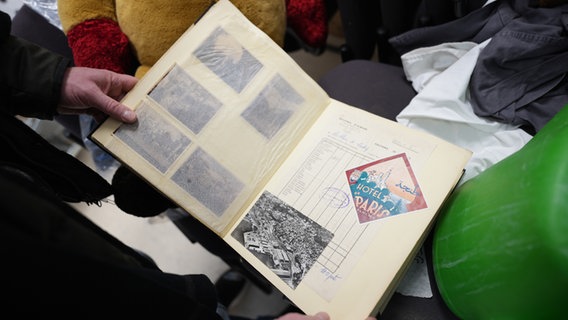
[0,11,136,123]
[0,23,70,119]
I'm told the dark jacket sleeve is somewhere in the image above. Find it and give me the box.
[0,10,71,120]
[0,167,223,319]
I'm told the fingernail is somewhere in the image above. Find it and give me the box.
[123,110,136,122]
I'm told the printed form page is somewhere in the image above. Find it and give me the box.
[224,99,466,319]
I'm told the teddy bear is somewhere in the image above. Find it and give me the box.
[57,0,329,79]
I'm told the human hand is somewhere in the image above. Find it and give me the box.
[275,312,330,320]
[58,67,138,123]
[275,311,376,320]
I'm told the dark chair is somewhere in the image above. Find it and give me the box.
[336,0,487,64]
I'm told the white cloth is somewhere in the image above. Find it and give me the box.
[396,40,533,185]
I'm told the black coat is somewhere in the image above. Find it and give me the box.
[0,10,221,318]
[0,10,66,120]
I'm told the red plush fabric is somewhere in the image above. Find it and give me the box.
[286,0,328,49]
[66,18,132,74]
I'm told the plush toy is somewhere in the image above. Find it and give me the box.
[57,0,328,79]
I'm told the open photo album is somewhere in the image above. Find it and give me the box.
[91,1,472,318]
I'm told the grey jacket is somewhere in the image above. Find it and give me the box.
[390,0,568,134]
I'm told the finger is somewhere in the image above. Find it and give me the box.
[275,312,330,320]
[314,312,330,320]
[114,73,138,92]
[92,94,137,123]
[106,73,138,101]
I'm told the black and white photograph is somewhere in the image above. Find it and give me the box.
[149,65,222,134]
[114,102,191,173]
[194,27,262,93]
[171,148,245,217]
[231,191,334,289]
[241,74,304,139]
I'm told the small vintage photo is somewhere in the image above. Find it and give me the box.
[114,101,191,173]
[194,27,263,93]
[149,64,222,134]
[171,148,244,217]
[241,74,304,139]
[231,191,334,289]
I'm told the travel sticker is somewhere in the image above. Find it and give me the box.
[346,153,427,223]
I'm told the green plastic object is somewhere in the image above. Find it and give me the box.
[432,105,568,320]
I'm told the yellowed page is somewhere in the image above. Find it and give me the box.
[224,99,472,319]
[91,0,329,235]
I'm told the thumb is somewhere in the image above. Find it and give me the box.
[94,94,137,123]
[314,312,330,320]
